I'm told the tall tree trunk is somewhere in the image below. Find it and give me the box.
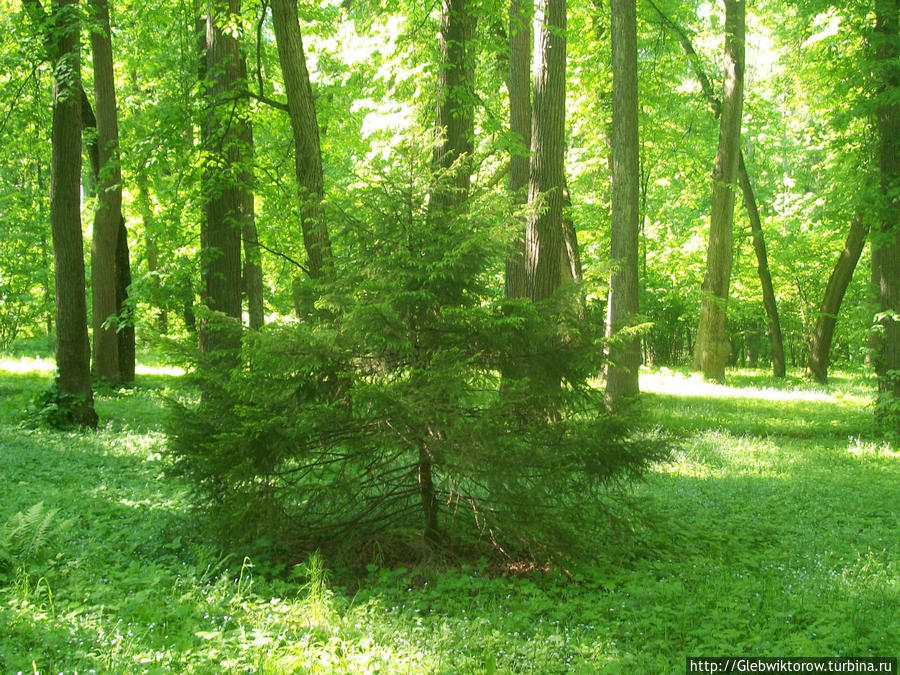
[49,0,97,427]
[430,0,476,217]
[239,126,264,331]
[739,152,786,377]
[526,0,568,302]
[415,0,476,547]
[868,239,882,368]
[561,180,582,283]
[89,0,123,383]
[271,0,333,299]
[692,0,745,381]
[116,215,135,383]
[504,0,531,299]
[199,1,245,355]
[649,0,782,378]
[237,53,264,330]
[806,214,868,384]
[874,0,900,415]
[605,0,641,403]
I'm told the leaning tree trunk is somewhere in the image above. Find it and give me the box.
[526,0,568,303]
[605,0,641,404]
[49,0,98,427]
[874,0,900,416]
[739,152,786,377]
[561,179,582,283]
[648,0,784,379]
[89,0,125,383]
[693,0,745,381]
[807,214,868,384]
[504,0,531,299]
[271,0,333,296]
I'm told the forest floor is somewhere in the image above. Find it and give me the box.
[0,354,897,673]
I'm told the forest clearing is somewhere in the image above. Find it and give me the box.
[3,0,900,671]
[1,355,897,672]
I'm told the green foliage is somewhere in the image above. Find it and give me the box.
[0,360,897,672]
[0,502,62,584]
[167,146,663,561]
[26,379,87,429]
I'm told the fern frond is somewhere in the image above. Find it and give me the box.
[0,502,60,567]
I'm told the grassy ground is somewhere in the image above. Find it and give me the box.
[0,359,897,673]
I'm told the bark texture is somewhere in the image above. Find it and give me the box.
[874,0,900,411]
[49,0,98,426]
[806,214,867,383]
[739,152,785,377]
[605,0,641,402]
[89,0,124,383]
[504,0,531,299]
[236,64,264,331]
[692,0,745,381]
[200,0,246,355]
[525,0,568,302]
[271,0,333,287]
[649,0,785,379]
[116,215,135,383]
[430,0,476,213]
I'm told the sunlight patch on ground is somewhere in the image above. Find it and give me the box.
[641,369,837,403]
[135,363,185,376]
[847,437,899,459]
[0,356,55,374]
[0,357,183,377]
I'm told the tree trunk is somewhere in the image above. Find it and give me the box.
[430,0,476,215]
[49,0,97,427]
[605,0,641,403]
[526,0,568,303]
[199,1,245,355]
[561,180,582,283]
[692,0,745,381]
[649,0,784,379]
[504,0,531,300]
[739,152,786,377]
[116,215,135,383]
[89,0,123,383]
[242,192,265,331]
[874,0,900,415]
[868,238,881,368]
[807,214,868,384]
[235,66,264,331]
[271,0,333,292]
[415,0,477,546]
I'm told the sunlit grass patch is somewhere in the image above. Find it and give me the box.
[135,362,186,377]
[0,356,55,374]
[641,368,874,444]
[846,437,900,459]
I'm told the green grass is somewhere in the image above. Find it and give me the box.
[1,359,897,673]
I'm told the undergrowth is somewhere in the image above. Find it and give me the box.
[1,357,897,673]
